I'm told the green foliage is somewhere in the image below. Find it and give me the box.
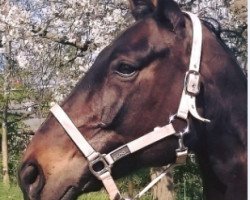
[80,169,153,199]
[0,64,34,184]
[116,168,153,199]
[173,159,203,200]
[117,168,151,193]
[0,127,29,184]
[4,114,30,182]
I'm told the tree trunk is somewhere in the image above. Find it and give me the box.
[151,167,175,200]
[2,121,10,186]
[1,41,11,186]
[2,80,10,186]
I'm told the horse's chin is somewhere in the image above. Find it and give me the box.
[81,179,103,193]
[58,179,103,200]
[60,186,79,200]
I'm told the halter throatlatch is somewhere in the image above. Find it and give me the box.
[50,12,210,200]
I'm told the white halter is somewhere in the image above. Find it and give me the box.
[177,12,210,123]
[50,12,210,200]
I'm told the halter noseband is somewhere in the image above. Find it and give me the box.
[50,12,210,200]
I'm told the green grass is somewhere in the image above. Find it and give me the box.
[78,191,109,200]
[0,184,109,200]
[0,183,23,200]
[0,183,152,200]
[78,191,152,200]
[0,167,153,200]
[0,183,109,200]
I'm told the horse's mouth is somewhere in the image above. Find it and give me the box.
[59,181,94,200]
[60,186,79,200]
[81,181,95,193]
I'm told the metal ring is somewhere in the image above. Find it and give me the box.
[168,114,190,135]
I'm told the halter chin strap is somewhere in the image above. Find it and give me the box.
[50,12,210,200]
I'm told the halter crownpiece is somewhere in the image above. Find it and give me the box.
[50,12,210,200]
[177,12,210,123]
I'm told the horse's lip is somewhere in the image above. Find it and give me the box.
[60,186,78,200]
[81,181,92,192]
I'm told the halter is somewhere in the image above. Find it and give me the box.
[50,12,210,200]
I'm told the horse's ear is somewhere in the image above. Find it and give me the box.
[154,0,185,31]
[128,0,156,20]
[128,0,185,30]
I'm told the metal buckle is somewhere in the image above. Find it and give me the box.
[89,154,111,180]
[175,131,188,165]
[175,132,188,152]
[175,149,188,165]
[185,70,200,95]
[169,114,189,164]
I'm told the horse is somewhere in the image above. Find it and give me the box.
[18,0,247,200]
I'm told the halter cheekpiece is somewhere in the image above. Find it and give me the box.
[50,12,210,200]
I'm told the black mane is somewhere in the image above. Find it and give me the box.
[202,17,247,76]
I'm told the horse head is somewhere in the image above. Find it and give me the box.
[18,0,247,200]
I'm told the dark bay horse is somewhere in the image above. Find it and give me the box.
[18,0,247,199]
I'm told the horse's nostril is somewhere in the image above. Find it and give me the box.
[23,164,39,186]
[19,162,45,199]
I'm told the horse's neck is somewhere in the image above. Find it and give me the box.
[190,28,247,198]
[200,26,247,142]
[204,57,247,145]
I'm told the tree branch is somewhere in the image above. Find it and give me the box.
[12,130,34,136]
[31,26,91,51]
[179,0,197,7]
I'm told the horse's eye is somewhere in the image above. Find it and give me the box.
[115,63,137,77]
